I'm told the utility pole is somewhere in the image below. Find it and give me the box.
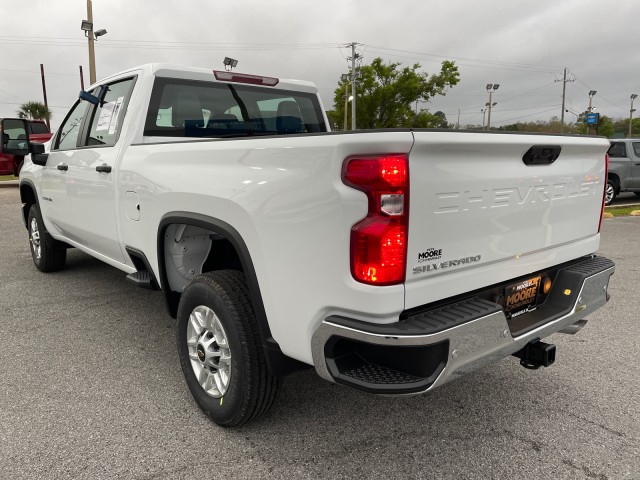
[555,68,574,133]
[79,65,85,90]
[481,109,486,130]
[86,0,96,84]
[349,42,359,131]
[630,94,638,138]
[341,74,350,130]
[456,109,460,129]
[39,64,50,130]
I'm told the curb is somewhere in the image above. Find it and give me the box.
[0,180,18,188]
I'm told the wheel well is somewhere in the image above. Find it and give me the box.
[19,183,37,226]
[161,223,242,298]
[157,215,309,377]
[607,173,620,191]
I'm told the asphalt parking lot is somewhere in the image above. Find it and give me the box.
[1,186,639,480]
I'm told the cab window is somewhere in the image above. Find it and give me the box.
[85,78,135,147]
[54,100,90,151]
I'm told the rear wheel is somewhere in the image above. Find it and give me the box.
[176,270,280,427]
[634,192,640,199]
[605,180,616,206]
[27,204,66,272]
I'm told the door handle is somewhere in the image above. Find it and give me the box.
[96,163,112,173]
[56,163,68,171]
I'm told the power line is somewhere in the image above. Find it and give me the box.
[492,107,560,125]
[365,44,562,73]
[0,36,343,52]
[0,67,78,77]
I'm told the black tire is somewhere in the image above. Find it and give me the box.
[634,192,640,199]
[605,180,616,206]
[176,270,280,427]
[27,204,66,272]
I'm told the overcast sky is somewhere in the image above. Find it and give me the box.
[1,0,638,130]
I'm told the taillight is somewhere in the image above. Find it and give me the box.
[598,153,609,233]
[342,154,409,285]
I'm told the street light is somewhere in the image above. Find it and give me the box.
[343,94,354,131]
[630,94,638,138]
[486,84,499,130]
[483,102,496,130]
[223,57,238,71]
[81,0,106,84]
[587,90,597,134]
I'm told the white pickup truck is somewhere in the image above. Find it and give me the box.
[3,64,615,427]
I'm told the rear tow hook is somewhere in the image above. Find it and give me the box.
[513,339,556,370]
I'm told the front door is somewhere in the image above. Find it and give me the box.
[40,100,90,238]
[63,77,136,264]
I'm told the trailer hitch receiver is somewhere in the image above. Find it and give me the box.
[513,339,556,370]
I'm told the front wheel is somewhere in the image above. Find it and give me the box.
[605,180,616,206]
[176,270,280,427]
[27,204,66,272]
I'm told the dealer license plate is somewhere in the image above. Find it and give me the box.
[504,276,541,317]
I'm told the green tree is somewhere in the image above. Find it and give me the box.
[595,115,615,137]
[333,58,459,130]
[612,117,640,137]
[411,110,449,128]
[16,101,51,121]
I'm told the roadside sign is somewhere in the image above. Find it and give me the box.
[586,113,599,125]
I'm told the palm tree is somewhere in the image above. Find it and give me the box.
[16,101,52,121]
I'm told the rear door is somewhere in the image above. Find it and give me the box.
[607,141,631,189]
[629,141,640,188]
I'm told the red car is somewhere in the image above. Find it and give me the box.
[0,119,53,176]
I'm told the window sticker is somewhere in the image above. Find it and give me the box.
[96,101,116,131]
[108,97,124,134]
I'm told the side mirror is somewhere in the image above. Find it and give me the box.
[0,118,29,155]
[30,142,48,166]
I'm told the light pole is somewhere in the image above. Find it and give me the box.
[484,102,496,130]
[587,90,597,134]
[629,94,638,138]
[81,0,107,85]
[343,94,353,130]
[486,84,499,130]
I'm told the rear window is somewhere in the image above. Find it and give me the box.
[144,77,326,138]
[28,122,49,134]
[607,142,627,158]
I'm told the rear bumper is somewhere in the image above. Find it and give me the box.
[311,255,615,394]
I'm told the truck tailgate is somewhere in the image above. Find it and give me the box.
[405,131,609,310]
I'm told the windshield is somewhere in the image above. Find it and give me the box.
[144,77,326,138]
